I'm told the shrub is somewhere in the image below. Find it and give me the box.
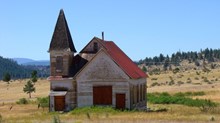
[151,82,160,87]
[203,77,210,83]
[168,80,175,86]
[173,68,180,74]
[174,91,205,97]
[151,78,158,81]
[37,97,49,110]
[187,78,192,83]
[210,116,215,121]
[147,92,216,112]
[168,76,175,85]
[16,98,29,104]
[194,77,199,80]
[177,81,184,85]
[196,71,200,75]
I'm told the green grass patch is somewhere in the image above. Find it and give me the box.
[70,106,122,115]
[147,92,217,112]
[174,91,205,97]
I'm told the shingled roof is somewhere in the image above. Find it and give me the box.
[49,9,77,52]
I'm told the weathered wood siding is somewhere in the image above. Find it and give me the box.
[129,78,147,109]
[81,38,103,53]
[49,79,77,111]
[76,50,131,109]
[50,51,74,76]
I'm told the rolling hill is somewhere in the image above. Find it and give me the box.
[0,56,49,80]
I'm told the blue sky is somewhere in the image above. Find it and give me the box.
[0,0,220,61]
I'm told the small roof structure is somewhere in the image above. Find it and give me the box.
[49,9,77,52]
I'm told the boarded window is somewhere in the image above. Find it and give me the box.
[133,86,135,104]
[140,85,142,101]
[56,56,63,72]
[93,42,98,52]
[143,85,146,101]
[137,85,139,103]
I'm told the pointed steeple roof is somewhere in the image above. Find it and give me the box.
[49,9,77,52]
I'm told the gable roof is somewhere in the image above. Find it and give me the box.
[79,37,105,53]
[49,9,77,52]
[78,37,147,79]
[104,41,147,79]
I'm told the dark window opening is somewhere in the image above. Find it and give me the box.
[56,56,63,72]
[93,42,98,52]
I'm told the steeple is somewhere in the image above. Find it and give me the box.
[49,9,77,52]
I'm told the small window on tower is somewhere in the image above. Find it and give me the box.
[93,42,98,52]
[56,56,63,72]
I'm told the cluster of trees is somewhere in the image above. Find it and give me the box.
[0,56,49,80]
[0,56,32,79]
[137,48,220,68]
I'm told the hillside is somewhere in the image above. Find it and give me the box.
[0,56,32,80]
[13,58,50,66]
[0,56,49,80]
[12,58,35,64]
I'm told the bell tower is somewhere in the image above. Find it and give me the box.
[48,9,77,77]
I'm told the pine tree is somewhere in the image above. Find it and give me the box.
[163,59,169,71]
[159,54,165,62]
[31,70,38,83]
[23,80,35,98]
[142,66,147,72]
[3,72,11,83]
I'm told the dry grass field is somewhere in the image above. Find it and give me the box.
[0,79,49,103]
[0,69,220,123]
[148,69,220,103]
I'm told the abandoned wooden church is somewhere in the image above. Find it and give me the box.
[48,9,147,111]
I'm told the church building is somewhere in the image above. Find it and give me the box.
[48,9,147,111]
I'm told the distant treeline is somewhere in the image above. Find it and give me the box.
[0,56,49,80]
[136,48,220,66]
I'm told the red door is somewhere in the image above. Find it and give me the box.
[116,93,126,110]
[54,96,65,111]
[93,86,112,105]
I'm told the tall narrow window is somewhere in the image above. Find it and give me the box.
[143,84,145,101]
[93,42,98,52]
[56,56,63,72]
[133,86,135,104]
[140,85,142,101]
[137,85,139,103]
